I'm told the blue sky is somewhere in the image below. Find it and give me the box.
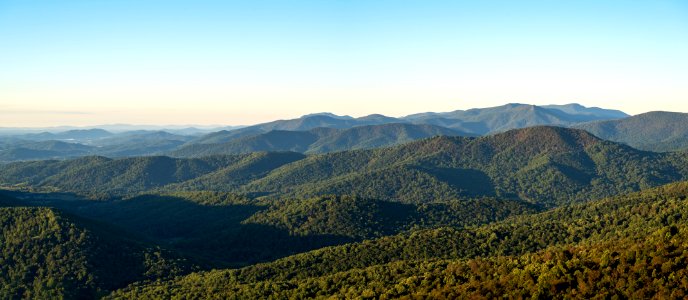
[1,0,687,126]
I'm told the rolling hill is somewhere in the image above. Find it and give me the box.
[107,181,688,299]
[12,191,534,268]
[2,126,688,207]
[186,103,628,145]
[575,111,688,152]
[0,155,251,197]
[307,123,468,153]
[0,131,197,162]
[89,131,194,157]
[239,126,688,206]
[17,129,114,142]
[186,113,406,145]
[172,123,467,156]
[0,140,96,161]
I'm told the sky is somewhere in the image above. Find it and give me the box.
[1,0,687,127]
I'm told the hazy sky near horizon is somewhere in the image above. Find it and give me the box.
[1,0,687,127]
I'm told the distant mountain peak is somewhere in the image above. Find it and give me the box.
[504,102,530,107]
[300,112,353,120]
[542,103,628,118]
[559,103,585,108]
[359,114,388,118]
[356,114,400,121]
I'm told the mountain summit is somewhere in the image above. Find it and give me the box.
[402,103,628,135]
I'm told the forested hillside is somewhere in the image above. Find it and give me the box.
[240,126,688,206]
[0,194,193,299]
[12,192,535,268]
[108,182,688,299]
[575,111,688,152]
[3,0,684,296]
[3,126,688,207]
[171,123,466,156]
[0,154,259,197]
[3,124,688,299]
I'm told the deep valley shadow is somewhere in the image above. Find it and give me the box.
[416,166,497,197]
[2,191,355,269]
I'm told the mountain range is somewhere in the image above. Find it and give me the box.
[187,103,627,145]
[3,126,687,207]
[171,123,468,156]
[403,103,627,134]
[2,103,655,162]
[3,102,688,298]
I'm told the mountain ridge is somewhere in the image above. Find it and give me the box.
[189,103,628,145]
[3,126,687,207]
[574,111,688,152]
[0,103,637,162]
[172,123,469,156]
